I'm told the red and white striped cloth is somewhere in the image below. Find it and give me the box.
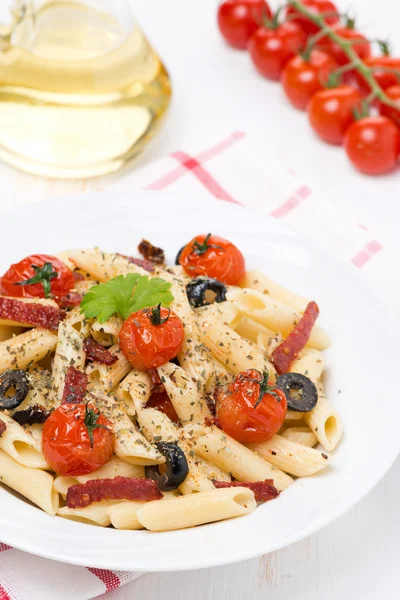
[0,131,394,600]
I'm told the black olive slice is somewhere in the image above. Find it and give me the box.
[186,277,227,308]
[145,442,189,491]
[276,372,318,412]
[175,246,185,265]
[0,370,30,410]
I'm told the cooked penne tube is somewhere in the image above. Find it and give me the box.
[9,366,55,414]
[189,425,293,491]
[281,427,318,447]
[108,501,145,530]
[73,279,99,296]
[137,487,256,532]
[136,406,214,493]
[285,410,305,421]
[89,392,163,465]
[227,288,330,350]
[248,434,331,477]
[116,369,151,416]
[68,249,147,281]
[0,450,58,515]
[0,412,48,469]
[0,328,57,372]
[290,348,324,381]
[86,344,131,392]
[197,305,276,380]
[231,314,277,344]
[200,457,231,482]
[157,363,211,423]
[91,315,123,347]
[241,270,310,312]
[58,501,122,527]
[52,321,85,402]
[304,384,343,451]
[64,306,90,336]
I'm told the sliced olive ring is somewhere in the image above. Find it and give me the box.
[0,370,30,410]
[175,246,185,265]
[145,442,189,491]
[276,372,318,412]
[186,277,227,308]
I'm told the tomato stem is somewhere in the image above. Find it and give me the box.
[241,370,283,408]
[15,262,58,298]
[84,402,109,448]
[149,303,170,326]
[288,1,400,111]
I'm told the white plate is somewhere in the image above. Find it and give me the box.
[0,191,398,572]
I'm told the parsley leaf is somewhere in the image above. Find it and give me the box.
[80,274,173,323]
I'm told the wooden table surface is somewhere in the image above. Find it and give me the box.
[0,1,399,598]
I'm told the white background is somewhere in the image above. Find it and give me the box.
[0,0,399,598]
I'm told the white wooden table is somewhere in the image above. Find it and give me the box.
[1,1,399,598]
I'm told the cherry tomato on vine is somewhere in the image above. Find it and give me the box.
[42,403,114,476]
[380,85,400,127]
[281,50,338,110]
[308,85,362,144]
[355,56,400,95]
[119,304,184,371]
[0,254,74,300]
[178,233,245,285]
[344,116,400,175]
[147,391,179,423]
[249,21,307,80]
[318,26,370,66]
[286,0,339,36]
[216,369,287,443]
[217,0,272,49]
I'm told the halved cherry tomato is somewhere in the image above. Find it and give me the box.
[308,85,362,144]
[249,21,307,80]
[217,0,272,49]
[179,233,245,285]
[281,50,338,110]
[216,369,287,443]
[42,403,114,476]
[318,26,370,66]
[0,254,74,300]
[147,391,179,423]
[286,0,339,36]
[355,56,400,95]
[380,85,400,127]
[344,115,400,175]
[119,305,184,371]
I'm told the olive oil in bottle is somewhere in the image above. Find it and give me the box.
[0,1,171,178]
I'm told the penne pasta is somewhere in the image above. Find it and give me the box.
[86,343,131,392]
[0,449,58,515]
[67,249,147,281]
[304,383,343,452]
[116,369,151,416]
[157,362,211,423]
[52,321,85,402]
[0,328,57,372]
[248,434,331,477]
[290,348,324,381]
[91,315,123,347]
[241,270,310,312]
[0,412,48,469]
[137,487,256,532]
[281,427,318,447]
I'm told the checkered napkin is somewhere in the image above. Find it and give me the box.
[0,131,392,600]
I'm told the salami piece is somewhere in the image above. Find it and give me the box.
[57,292,82,309]
[0,297,61,330]
[148,368,165,394]
[61,367,88,405]
[272,301,319,375]
[0,418,7,437]
[83,336,118,366]
[66,476,163,508]
[213,479,279,503]
[117,253,155,273]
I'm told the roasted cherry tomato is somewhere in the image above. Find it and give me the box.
[216,369,287,443]
[0,254,74,300]
[355,56,400,95]
[42,403,114,476]
[217,0,272,49]
[318,26,370,66]
[119,304,185,371]
[308,85,362,144]
[147,391,179,423]
[281,50,338,110]
[179,233,245,285]
[249,21,307,80]
[286,0,339,35]
[380,85,400,127]
[344,116,400,175]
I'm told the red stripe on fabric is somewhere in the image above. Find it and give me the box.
[270,185,312,218]
[145,131,245,190]
[0,585,11,600]
[171,151,241,205]
[352,240,383,268]
[0,544,11,553]
[87,568,121,592]
[357,223,369,232]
